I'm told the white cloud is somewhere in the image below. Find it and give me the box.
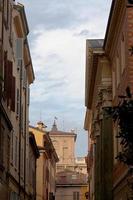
[18,0,112,156]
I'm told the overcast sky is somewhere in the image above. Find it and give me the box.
[17,0,112,156]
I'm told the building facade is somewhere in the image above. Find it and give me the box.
[75,157,87,175]
[0,1,36,199]
[84,39,113,200]
[29,132,40,200]
[29,122,59,200]
[56,170,88,200]
[84,1,133,199]
[49,121,88,200]
[104,0,133,199]
[49,121,77,173]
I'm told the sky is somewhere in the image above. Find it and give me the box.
[17,0,112,156]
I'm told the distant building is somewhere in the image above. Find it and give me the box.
[75,157,87,175]
[29,122,59,200]
[49,121,88,200]
[49,120,76,172]
[56,170,88,200]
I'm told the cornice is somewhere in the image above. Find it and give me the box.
[14,3,29,36]
[104,0,126,54]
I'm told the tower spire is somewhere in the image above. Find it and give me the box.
[51,117,58,132]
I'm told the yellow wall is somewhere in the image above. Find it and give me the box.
[29,127,45,200]
[81,186,88,200]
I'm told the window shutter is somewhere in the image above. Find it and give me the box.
[21,105,23,133]
[73,192,76,200]
[16,89,19,116]
[77,192,79,200]
[7,60,13,105]
[11,76,15,112]
[4,51,8,93]
[73,192,79,200]
[16,38,23,59]
[27,87,30,105]
[23,68,27,89]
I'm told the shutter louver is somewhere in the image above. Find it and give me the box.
[16,89,19,116]
[11,76,16,112]
[7,60,13,106]
[4,51,8,94]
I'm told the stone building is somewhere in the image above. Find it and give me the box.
[84,0,133,199]
[56,170,88,200]
[49,121,88,200]
[104,0,133,199]
[75,157,87,175]
[29,122,59,200]
[0,1,36,199]
[49,121,77,173]
[84,39,113,200]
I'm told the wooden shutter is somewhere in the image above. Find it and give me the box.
[16,89,19,116]
[4,51,8,93]
[73,192,76,200]
[11,76,15,112]
[21,104,23,133]
[7,60,13,104]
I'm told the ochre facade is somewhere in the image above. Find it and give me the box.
[29,122,59,200]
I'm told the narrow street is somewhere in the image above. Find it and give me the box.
[1,0,133,200]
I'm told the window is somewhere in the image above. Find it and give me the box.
[4,0,9,27]
[4,56,16,111]
[23,68,27,89]
[73,192,79,200]
[9,3,13,44]
[121,33,125,73]
[10,192,19,200]
[112,70,116,98]
[27,87,30,106]
[0,124,4,164]
[16,89,19,117]
[63,147,68,160]
[16,38,23,59]
[21,105,23,134]
[21,147,24,177]
[116,55,121,86]
[14,136,18,168]
[72,175,77,179]
[10,130,14,163]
